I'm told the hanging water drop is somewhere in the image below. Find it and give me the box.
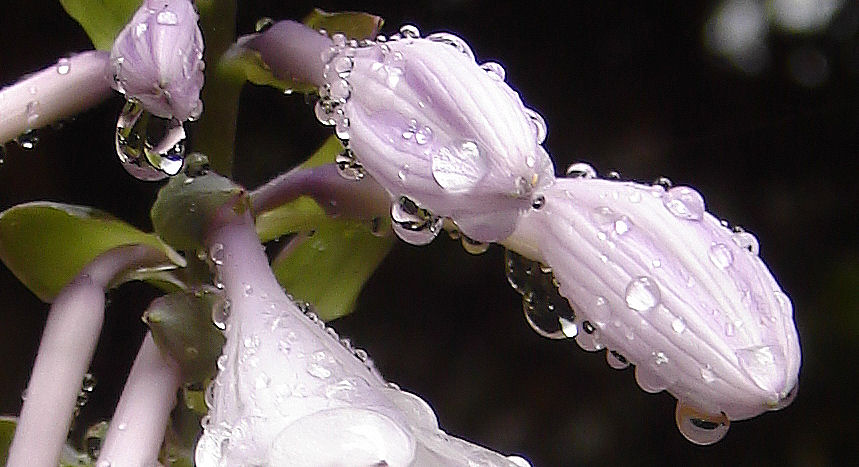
[653,176,673,190]
[663,186,705,221]
[606,350,629,370]
[524,108,547,144]
[565,162,597,178]
[625,276,660,312]
[115,100,186,180]
[399,24,420,38]
[426,32,475,61]
[209,243,225,265]
[390,196,443,245]
[460,235,490,255]
[335,148,365,181]
[56,57,71,75]
[531,195,546,210]
[14,130,38,150]
[675,401,730,445]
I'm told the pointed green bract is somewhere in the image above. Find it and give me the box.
[272,220,393,321]
[59,0,141,50]
[0,202,183,302]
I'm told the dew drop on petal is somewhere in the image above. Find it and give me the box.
[209,243,225,265]
[565,162,597,178]
[480,61,506,80]
[56,57,71,75]
[731,231,760,255]
[606,350,630,370]
[625,276,660,312]
[675,401,730,445]
[671,317,686,333]
[524,108,547,144]
[460,235,490,255]
[736,345,783,392]
[431,141,485,192]
[708,243,734,269]
[156,10,179,25]
[663,186,705,221]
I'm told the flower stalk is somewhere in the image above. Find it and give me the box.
[7,245,171,467]
[0,51,112,145]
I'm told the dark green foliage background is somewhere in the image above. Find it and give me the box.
[0,1,856,465]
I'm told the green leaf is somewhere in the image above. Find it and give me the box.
[272,220,393,321]
[0,416,14,466]
[59,0,141,50]
[303,8,384,39]
[0,202,184,302]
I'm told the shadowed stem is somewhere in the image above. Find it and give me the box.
[97,332,181,467]
[0,51,113,144]
[7,245,171,467]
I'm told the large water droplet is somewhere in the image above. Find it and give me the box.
[505,250,577,339]
[115,100,186,181]
[675,401,730,445]
[625,276,660,312]
[390,196,443,245]
[708,243,733,269]
[663,186,705,221]
[156,10,179,25]
[431,140,485,192]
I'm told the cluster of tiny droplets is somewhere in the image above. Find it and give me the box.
[291,298,377,372]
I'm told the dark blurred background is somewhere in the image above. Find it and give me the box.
[1,1,857,465]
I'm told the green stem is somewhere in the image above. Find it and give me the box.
[193,0,241,177]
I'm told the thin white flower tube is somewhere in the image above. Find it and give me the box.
[0,51,112,144]
[96,332,181,467]
[7,245,172,467]
[197,205,530,466]
[505,177,800,443]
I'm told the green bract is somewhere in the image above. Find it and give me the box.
[0,202,183,302]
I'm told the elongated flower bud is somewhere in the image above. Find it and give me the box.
[249,22,554,243]
[509,176,800,442]
[110,0,204,122]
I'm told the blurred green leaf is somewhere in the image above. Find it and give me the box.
[272,220,393,321]
[0,416,14,466]
[59,0,140,50]
[0,202,183,302]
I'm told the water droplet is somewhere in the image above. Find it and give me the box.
[117,422,127,431]
[508,248,577,340]
[524,108,547,144]
[209,243,225,265]
[506,455,531,467]
[156,10,179,25]
[115,100,186,180]
[81,373,97,392]
[708,243,733,269]
[672,317,686,333]
[675,401,730,445]
[663,186,705,221]
[432,140,485,192]
[335,148,365,181]
[15,130,39,150]
[606,171,621,180]
[736,345,783,392]
[531,195,546,210]
[426,32,475,61]
[480,61,506,80]
[606,350,629,369]
[769,383,798,411]
[331,56,354,77]
[461,235,489,255]
[390,196,443,245]
[653,176,673,190]
[634,366,666,393]
[255,17,274,32]
[243,283,253,296]
[399,24,420,38]
[701,366,716,383]
[731,231,760,255]
[625,276,660,312]
[652,351,669,365]
[56,57,71,75]
[566,162,597,178]
[335,117,350,140]
[415,125,432,145]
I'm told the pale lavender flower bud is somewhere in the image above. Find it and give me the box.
[248,22,555,242]
[510,177,800,436]
[110,0,204,122]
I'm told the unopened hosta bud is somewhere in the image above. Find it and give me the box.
[250,22,554,242]
[110,0,204,122]
[510,176,800,443]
